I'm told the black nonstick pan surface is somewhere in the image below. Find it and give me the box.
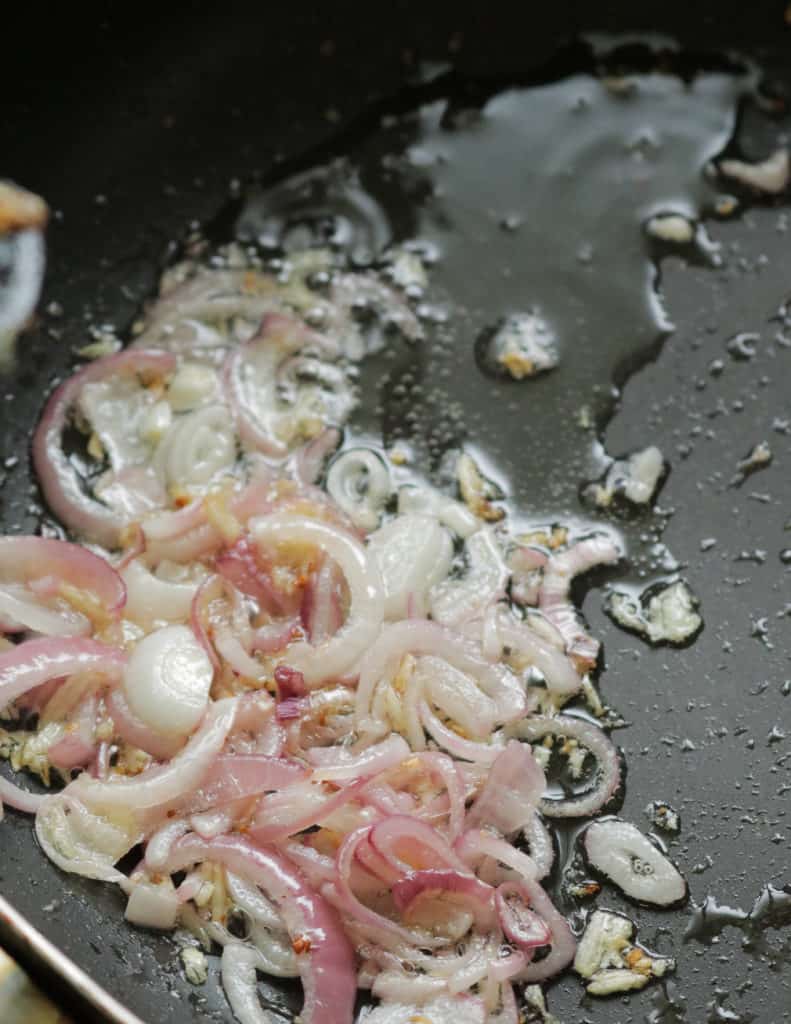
[1,5,791,1022]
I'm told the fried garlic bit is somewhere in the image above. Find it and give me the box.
[573,909,674,996]
[0,181,48,234]
[719,148,790,195]
[456,452,504,522]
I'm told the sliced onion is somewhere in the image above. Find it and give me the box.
[216,536,287,615]
[522,813,554,880]
[508,715,621,819]
[370,971,448,1003]
[419,702,504,764]
[69,698,237,822]
[0,636,126,712]
[165,833,357,1024]
[355,620,525,735]
[0,536,126,623]
[455,829,539,883]
[106,688,185,761]
[584,818,687,906]
[122,624,214,740]
[495,882,551,951]
[516,880,576,982]
[249,780,368,844]
[223,312,336,458]
[430,528,508,628]
[121,559,199,630]
[392,870,495,929]
[48,696,98,771]
[539,536,619,670]
[0,772,46,815]
[293,427,341,486]
[227,870,285,932]
[221,943,277,1024]
[368,513,453,620]
[0,225,45,357]
[465,741,545,835]
[252,617,302,655]
[145,818,189,871]
[326,449,391,532]
[0,585,89,637]
[251,513,384,686]
[301,557,345,643]
[180,753,308,815]
[32,349,176,548]
[493,607,582,698]
[415,656,499,740]
[329,825,441,950]
[369,815,470,876]
[307,734,410,782]
[214,626,265,680]
[407,751,465,841]
[35,793,133,883]
[152,403,237,490]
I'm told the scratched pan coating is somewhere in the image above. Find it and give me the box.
[1,6,790,1023]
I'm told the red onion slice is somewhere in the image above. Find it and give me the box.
[584,818,687,906]
[329,825,444,950]
[292,427,341,486]
[0,536,125,621]
[32,348,176,548]
[221,944,274,1024]
[48,695,98,771]
[180,753,308,815]
[539,535,619,670]
[165,833,357,1024]
[392,869,496,930]
[249,779,368,844]
[0,636,126,711]
[369,815,470,876]
[495,881,552,951]
[517,880,577,982]
[465,740,545,835]
[223,312,337,458]
[250,513,384,686]
[70,698,237,821]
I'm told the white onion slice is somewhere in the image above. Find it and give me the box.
[326,449,391,532]
[250,513,384,686]
[121,560,201,630]
[153,404,237,489]
[368,513,453,619]
[584,818,687,906]
[122,624,214,739]
[71,698,236,819]
[415,656,499,740]
[0,584,89,637]
[430,528,508,628]
[221,944,276,1024]
[397,484,479,538]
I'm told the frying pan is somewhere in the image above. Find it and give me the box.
[1,4,790,1022]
